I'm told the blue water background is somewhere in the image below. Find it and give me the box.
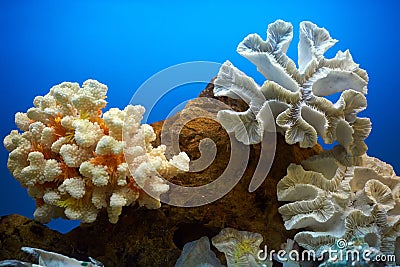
[0,0,398,233]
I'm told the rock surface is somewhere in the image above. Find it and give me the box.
[0,82,321,266]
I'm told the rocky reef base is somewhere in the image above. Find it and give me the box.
[0,83,321,266]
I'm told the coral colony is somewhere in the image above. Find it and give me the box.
[3,79,189,224]
[214,20,370,158]
[0,247,104,267]
[3,19,400,266]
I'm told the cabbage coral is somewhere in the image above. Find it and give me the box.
[277,150,400,264]
[214,20,370,157]
[3,79,189,224]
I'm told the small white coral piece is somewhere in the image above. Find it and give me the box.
[79,161,109,186]
[15,112,31,131]
[95,136,123,155]
[72,119,104,148]
[20,152,62,186]
[211,228,271,267]
[59,144,92,168]
[71,79,108,117]
[169,152,190,172]
[58,177,86,199]
[103,108,125,140]
[43,190,61,205]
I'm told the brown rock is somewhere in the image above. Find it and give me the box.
[0,214,67,262]
[0,81,321,266]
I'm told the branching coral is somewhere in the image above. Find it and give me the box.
[277,150,400,265]
[213,20,370,156]
[3,79,189,224]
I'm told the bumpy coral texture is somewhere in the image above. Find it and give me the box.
[277,149,400,265]
[214,20,370,157]
[3,80,189,224]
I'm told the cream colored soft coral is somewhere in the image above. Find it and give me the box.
[3,79,189,224]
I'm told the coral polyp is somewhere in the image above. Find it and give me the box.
[3,79,189,224]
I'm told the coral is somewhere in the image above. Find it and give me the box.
[0,81,322,266]
[318,238,384,267]
[277,151,400,265]
[273,239,301,267]
[213,20,370,156]
[3,79,189,224]
[0,246,103,267]
[211,228,272,267]
[174,236,223,267]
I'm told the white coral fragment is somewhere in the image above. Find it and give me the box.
[103,108,125,140]
[95,135,123,155]
[20,152,62,186]
[169,152,190,172]
[79,161,109,186]
[15,112,31,131]
[237,20,299,92]
[298,21,338,72]
[216,20,370,157]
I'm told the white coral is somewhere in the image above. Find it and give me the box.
[72,119,104,148]
[277,151,400,261]
[71,79,108,117]
[79,161,109,186]
[95,136,123,155]
[15,112,31,131]
[116,163,129,186]
[214,20,370,157]
[91,187,108,209]
[3,79,190,224]
[58,177,86,199]
[50,81,80,116]
[43,190,61,205]
[20,152,62,186]
[103,108,125,140]
[33,204,55,224]
[169,152,191,172]
[59,144,92,168]
[211,228,271,267]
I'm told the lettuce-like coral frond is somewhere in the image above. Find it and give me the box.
[215,19,370,157]
[298,21,338,72]
[237,20,300,92]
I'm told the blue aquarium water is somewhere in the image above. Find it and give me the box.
[0,0,399,233]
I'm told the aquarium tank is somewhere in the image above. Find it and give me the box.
[0,1,399,266]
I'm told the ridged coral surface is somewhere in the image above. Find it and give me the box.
[214,20,370,157]
[277,149,400,265]
[3,79,189,224]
